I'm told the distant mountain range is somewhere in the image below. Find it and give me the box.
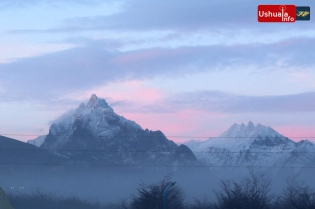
[184,121,315,169]
[1,94,313,172]
[27,94,197,167]
[3,95,314,199]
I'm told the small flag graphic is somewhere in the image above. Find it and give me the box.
[296,6,310,21]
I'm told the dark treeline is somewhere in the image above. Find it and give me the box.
[7,171,315,209]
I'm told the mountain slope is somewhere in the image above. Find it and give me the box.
[33,94,197,166]
[0,135,63,165]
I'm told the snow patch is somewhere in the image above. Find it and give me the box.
[27,135,46,147]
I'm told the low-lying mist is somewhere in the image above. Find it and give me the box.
[2,166,315,208]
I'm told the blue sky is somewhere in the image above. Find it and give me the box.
[0,0,314,142]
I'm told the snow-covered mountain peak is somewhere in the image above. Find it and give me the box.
[86,94,110,109]
[87,94,98,107]
[246,121,255,130]
[296,139,314,147]
[74,94,114,116]
[79,102,86,108]
[35,94,198,167]
[184,122,313,168]
[219,123,245,137]
[40,94,147,149]
[219,121,284,139]
[76,102,86,112]
[186,121,293,156]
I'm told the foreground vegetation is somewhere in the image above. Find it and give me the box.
[7,171,315,209]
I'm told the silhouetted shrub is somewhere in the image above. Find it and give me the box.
[130,174,185,209]
[214,169,272,209]
[280,176,315,209]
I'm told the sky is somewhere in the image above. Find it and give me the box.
[0,0,314,143]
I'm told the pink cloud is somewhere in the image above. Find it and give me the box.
[64,80,164,104]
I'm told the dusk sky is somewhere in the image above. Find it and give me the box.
[0,0,314,143]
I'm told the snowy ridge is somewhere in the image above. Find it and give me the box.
[185,121,315,168]
[197,121,288,152]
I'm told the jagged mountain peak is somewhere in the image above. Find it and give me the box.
[78,102,86,108]
[42,94,143,150]
[86,94,110,109]
[186,121,293,155]
[76,102,87,113]
[74,95,113,117]
[226,122,255,134]
[246,121,255,129]
[296,139,314,148]
[184,122,311,168]
[36,94,199,168]
[74,95,114,117]
[219,121,284,139]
